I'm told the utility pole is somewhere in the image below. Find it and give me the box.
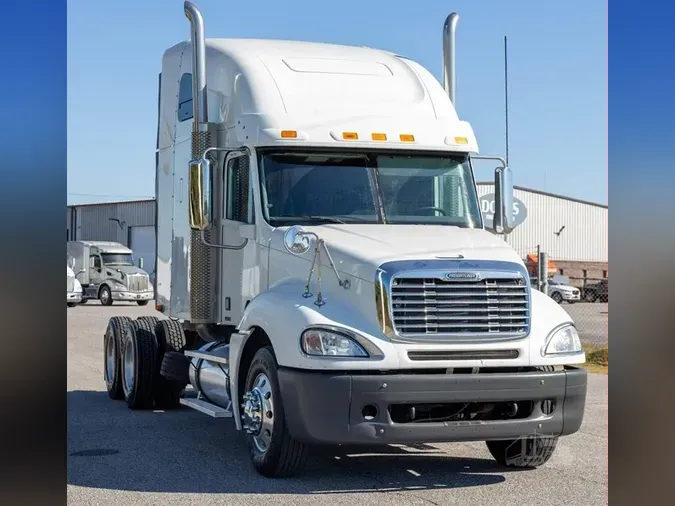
[535,245,541,291]
[504,35,509,166]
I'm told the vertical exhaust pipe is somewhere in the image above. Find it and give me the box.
[443,13,459,107]
[184,1,208,128]
[184,1,219,328]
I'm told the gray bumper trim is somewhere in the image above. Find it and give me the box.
[278,367,587,445]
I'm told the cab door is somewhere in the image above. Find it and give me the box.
[219,152,257,324]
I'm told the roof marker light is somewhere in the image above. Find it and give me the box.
[454,136,468,144]
[371,133,387,141]
[280,130,298,139]
[343,132,359,140]
[399,134,415,142]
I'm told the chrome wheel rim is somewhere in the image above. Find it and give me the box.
[104,331,116,385]
[101,289,110,304]
[242,373,274,454]
[122,333,135,396]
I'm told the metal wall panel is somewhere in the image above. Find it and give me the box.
[476,183,607,262]
[69,200,155,247]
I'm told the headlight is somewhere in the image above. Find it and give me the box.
[301,328,369,357]
[541,324,582,356]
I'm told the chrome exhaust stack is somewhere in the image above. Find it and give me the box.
[442,13,459,107]
[184,1,208,129]
[184,1,219,328]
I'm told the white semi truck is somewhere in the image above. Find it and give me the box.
[102,1,587,478]
[68,240,154,305]
[66,264,83,307]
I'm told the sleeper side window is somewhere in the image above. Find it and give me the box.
[178,73,193,122]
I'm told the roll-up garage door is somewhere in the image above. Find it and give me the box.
[129,226,156,280]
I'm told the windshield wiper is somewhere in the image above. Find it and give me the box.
[301,215,347,224]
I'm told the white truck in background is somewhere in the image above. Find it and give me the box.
[66,263,83,307]
[67,240,154,306]
[547,275,581,304]
[102,2,587,478]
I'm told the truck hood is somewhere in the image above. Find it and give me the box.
[104,265,149,277]
[274,224,525,282]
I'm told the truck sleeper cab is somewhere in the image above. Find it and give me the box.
[102,1,587,479]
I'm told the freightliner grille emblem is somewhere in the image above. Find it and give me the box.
[443,271,481,281]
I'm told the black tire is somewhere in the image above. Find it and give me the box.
[551,291,563,304]
[160,351,190,384]
[585,290,597,302]
[79,299,88,304]
[153,319,188,408]
[67,302,77,308]
[244,346,308,478]
[103,316,132,400]
[155,319,187,352]
[99,285,113,306]
[137,300,150,306]
[137,316,160,327]
[121,318,157,409]
[486,435,559,468]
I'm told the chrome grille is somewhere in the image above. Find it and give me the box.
[127,274,149,292]
[390,275,530,338]
[67,275,75,293]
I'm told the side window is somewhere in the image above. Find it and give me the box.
[226,156,252,223]
[90,255,101,271]
[178,73,193,122]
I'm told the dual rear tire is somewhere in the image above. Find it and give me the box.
[104,316,187,409]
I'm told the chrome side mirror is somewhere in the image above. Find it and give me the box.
[283,225,311,255]
[188,157,213,230]
[493,165,515,234]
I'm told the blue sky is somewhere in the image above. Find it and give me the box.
[67,0,607,206]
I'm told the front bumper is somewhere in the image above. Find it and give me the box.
[278,367,587,445]
[561,291,581,301]
[112,290,154,301]
[67,292,82,303]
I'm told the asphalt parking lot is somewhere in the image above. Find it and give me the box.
[68,302,608,505]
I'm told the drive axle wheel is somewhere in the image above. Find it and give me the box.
[103,316,132,400]
[243,346,308,478]
[121,319,157,409]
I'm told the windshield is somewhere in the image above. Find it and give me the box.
[257,150,483,228]
[101,253,134,266]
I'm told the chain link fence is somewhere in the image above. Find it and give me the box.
[513,246,608,355]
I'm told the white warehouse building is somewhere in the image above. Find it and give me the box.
[67,184,607,286]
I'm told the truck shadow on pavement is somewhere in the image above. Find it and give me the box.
[68,390,533,495]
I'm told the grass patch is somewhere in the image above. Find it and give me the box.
[583,344,608,374]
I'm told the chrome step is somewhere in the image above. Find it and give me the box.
[180,389,232,418]
[184,349,229,365]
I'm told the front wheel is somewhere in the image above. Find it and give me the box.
[242,346,308,478]
[486,435,559,468]
[137,300,149,306]
[67,302,77,308]
[551,292,563,304]
[99,285,113,306]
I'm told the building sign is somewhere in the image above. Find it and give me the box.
[479,193,528,229]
